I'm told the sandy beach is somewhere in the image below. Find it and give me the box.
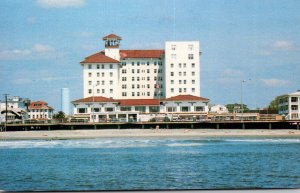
[0,129,300,140]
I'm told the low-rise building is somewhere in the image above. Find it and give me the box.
[28,101,54,120]
[278,90,300,120]
[0,96,30,123]
[72,94,209,122]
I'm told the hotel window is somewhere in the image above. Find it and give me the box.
[102,72,104,77]
[110,72,113,77]
[147,92,150,96]
[78,108,87,114]
[179,88,182,93]
[154,69,157,73]
[147,69,150,73]
[195,106,204,112]
[171,88,174,93]
[132,84,135,89]
[97,64,100,69]
[167,107,176,112]
[147,77,150,81]
[170,63,174,68]
[88,81,92,85]
[102,89,105,94]
[122,77,127,81]
[97,72,100,77]
[137,62,140,66]
[158,61,162,66]
[137,77,140,81]
[184,88,187,92]
[106,107,114,112]
[137,69,140,73]
[101,64,104,69]
[154,77,157,81]
[110,80,113,85]
[170,72,174,76]
[192,72,195,76]
[147,84,150,88]
[93,108,100,112]
[181,106,190,112]
[147,61,150,66]
[97,89,100,94]
[110,89,113,94]
[184,80,187,84]
[132,77,135,81]
[291,97,298,102]
[154,61,157,66]
[171,54,176,59]
[179,80,182,84]
[88,73,92,77]
[171,80,174,84]
[137,84,140,89]
[122,69,126,74]
[88,89,92,94]
[132,69,135,73]
[179,63,182,68]
[102,81,105,85]
[188,54,194,60]
[183,72,186,76]
[158,69,162,73]
[122,92,127,97]
[179,72,182,76]
[122,84,127,89]
[171,44,176,50]
[132,92,135,96]
[122,62,126,66]
[183,63,186,68]
[192,88,195,93]
[137,92,140,96]
[88,64,92,69]
[191,63,195,68]
[132,62,134,66]
[188,44,194,50]
[110,64,113,69]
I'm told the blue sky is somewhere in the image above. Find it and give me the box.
[0,0,299,112]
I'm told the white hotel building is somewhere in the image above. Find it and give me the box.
[73,34,208,122]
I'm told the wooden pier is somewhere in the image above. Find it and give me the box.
[1,120,300,131]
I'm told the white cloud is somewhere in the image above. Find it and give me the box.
[272,40,295,51]
[223,69,242,76]
[0,44,56,60]
[261,78,290,87]
[37,0,85,8]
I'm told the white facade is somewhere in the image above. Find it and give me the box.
[278,90,300,120]
[81,34,201,100]
[210,105,229,114]
[165,41,200,98]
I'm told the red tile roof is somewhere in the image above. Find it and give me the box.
[80,51,119,63]
[120,50,164,59]
[28,101,53,110]
[162,95,209,102]
[73,96,117,103]
[103,34,122,40]
[118,99,160,106]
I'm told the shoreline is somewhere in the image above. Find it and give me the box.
[0,129,300,140]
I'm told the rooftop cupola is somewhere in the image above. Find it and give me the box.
[102,34,121,61]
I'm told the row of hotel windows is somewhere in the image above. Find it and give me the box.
[121,61,163,66]
[171,54,194,60]
[88,89,114,94]
[170,63,195,68]
[170,71,196,76]
[122,69,163,74]
[28,114,51,119]
[171,79,196,84]
[171,44,194,51]
[170,88,196,93]
[88,64,114,69]
[121,76,163,81]
[88,72,114,78]
[122,84,163,89]
[122,92,164,97]
[77,106,204,114]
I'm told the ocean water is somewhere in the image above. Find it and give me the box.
[0,137,299,191]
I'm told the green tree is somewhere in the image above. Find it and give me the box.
[53,111,66,119]
[268,96,280,111]
[225,103,249,113]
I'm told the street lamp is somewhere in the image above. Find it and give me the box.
[240,79,251,121]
